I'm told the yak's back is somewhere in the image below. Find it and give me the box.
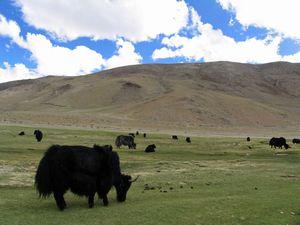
[49,145,112,176]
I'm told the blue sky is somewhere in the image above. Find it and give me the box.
[0,0,300,83]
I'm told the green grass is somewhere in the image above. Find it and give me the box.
[1,125,300,224]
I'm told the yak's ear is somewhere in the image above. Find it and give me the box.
[93,144,105,153]
[93,144,113,154]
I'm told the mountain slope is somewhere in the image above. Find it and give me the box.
[0,61,299,134]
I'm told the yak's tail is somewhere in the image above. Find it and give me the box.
[35,145,59,198]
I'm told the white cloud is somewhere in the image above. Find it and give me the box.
[154,34,296,63]
[0,13,143,82]
[152,47,178,60]
[0,14,27,48]
[152,9,283,63]
[15,0,189,42]
[0,62,38,83]
[217,0,300,39]
[282,51,300,62]
[104,39,142,69]
[26,33,105,76]
[188,7,201,29]
[0,14,106,78]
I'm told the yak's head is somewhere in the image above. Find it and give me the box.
[116,174,139,202]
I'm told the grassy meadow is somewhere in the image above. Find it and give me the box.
[0,125,300,224]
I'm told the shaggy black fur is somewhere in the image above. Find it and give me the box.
[269,137,290,149]
[35,144,134,211]
[145,144,156,153]
[115,135,136,149]
[34,130,43,142]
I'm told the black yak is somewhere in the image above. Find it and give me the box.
[172,135,178,140]
[247,137,250,142]
[143,133,146,138]
[145,144,156,153]
[186,137,191,143]
[269,137,289,149]
[292,138,300,144]
[19,131,25,136]
[35,144,138,211]
[115,135,136,149]
[34,130,43,142]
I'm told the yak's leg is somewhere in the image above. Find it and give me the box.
[103,195,110,206]
[62,196,68,209]
[54,193,67,211]
[88,194,95,208]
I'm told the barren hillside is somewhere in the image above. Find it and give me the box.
[0,61,300,137]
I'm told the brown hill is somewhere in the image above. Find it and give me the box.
[1,61,300,137]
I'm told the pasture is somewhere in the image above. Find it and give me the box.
[0,125,300,224]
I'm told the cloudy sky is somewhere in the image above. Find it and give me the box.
[0,0,300,83]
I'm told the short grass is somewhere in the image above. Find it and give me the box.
[1,125,300,224]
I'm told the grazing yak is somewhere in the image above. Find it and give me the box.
[269,137,290,149]
[19,131,25,136]
[143,133,146,138]
[115,135,136,149]
[35,144,138,211]
[186,137,191,143]
[292,138,300,144]
[172,135,178,140]
[145,144,156,153]
[34,130,43,142]
[247,137,250,142]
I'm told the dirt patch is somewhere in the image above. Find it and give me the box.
[56,84,72,91]
[122,82,141,89]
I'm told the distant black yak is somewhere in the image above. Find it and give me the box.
[34,130,43,142]
[115,135,136,149]
[292,138,300,144]
[19,131,25,136]
[145,144,156,153]
[269,137,289,149]
[143,133,146,138]
[247,137,250,142]
[172,135,178,140]
[186,137,191,143]
[35,144,138,211]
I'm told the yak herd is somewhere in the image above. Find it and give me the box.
[17,129,299,211]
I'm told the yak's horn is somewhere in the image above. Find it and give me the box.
[129,175,139,183]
